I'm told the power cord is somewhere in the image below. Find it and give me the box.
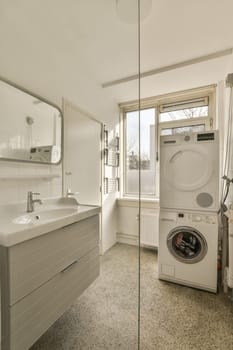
[221,175,233,211]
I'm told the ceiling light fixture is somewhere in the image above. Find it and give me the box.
[116,0,152,24]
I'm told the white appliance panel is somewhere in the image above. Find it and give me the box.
[158,209,218,292]
[160,131,219,212]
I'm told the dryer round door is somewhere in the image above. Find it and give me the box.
[164,149,213,191]
[167,226,208,264]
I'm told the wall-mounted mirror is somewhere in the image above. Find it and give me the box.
[0,78,62,164]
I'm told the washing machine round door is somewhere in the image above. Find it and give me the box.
[165,149,213,191]
[167,226,208,264]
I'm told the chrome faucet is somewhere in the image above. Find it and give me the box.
[66,188,79,197]
[27,191,42,212]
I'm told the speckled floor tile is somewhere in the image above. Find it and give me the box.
[30,243,233,350]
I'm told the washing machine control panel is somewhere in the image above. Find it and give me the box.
[176,212,217,224]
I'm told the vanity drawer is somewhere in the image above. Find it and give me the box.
[6,246,99,350]
[8,214,99,305]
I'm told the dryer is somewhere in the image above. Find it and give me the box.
[160,131,219,212]
[158,209,218,292]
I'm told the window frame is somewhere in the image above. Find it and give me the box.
[120,85,216,199]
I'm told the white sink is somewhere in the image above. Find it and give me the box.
[13,208,77,224]
[0,197,101,247]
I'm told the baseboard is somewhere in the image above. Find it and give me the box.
[158,274,217,293]
[117,232,139,246]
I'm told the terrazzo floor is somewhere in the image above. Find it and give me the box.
[30,243,233,350]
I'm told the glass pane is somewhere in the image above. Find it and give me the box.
[160,105,208,122]
[126,108,156,196]
[0,2,140,350]
[161,124,205,136]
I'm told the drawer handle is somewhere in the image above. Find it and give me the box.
[60,260,78,273]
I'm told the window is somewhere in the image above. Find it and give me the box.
[160,106,208,122]
[159,97,209,122]
[159,96,211,135]
[125,108,156,196]
[160,124,205,136]
[121,86,215,198]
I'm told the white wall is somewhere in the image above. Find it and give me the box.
[0,161,62,205]
[63,101,102,206]
[107,55,233,103]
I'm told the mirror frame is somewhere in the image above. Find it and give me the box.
[0,76,63,165]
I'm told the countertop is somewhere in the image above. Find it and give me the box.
[0,197,101,247]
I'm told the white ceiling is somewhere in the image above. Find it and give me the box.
[0,0,233,113]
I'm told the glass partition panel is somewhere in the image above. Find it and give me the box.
[0,0,141,348]
[139,2,229,350]
[0,1,140,350]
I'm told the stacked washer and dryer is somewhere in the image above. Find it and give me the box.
[158,131,219,292]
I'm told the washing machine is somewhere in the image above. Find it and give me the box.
[158,209,218,292]
[160,131,219,212]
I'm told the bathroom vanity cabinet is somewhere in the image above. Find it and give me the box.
[0,213,100,350]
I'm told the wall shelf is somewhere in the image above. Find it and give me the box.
[103,126,120,167]
[103,125,120,194]
[104,177,120,194]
